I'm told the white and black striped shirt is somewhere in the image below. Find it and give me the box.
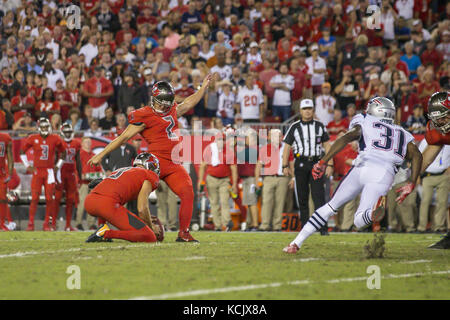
[283,120,330,158]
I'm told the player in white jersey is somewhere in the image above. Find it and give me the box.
[283,97,423,254]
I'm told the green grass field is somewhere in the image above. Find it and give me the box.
[0,231,449,300]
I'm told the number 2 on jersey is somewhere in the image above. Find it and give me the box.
[163,115,177,139]
[372,122,406,158]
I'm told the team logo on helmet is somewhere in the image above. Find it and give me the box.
[38,117,52,136]
[132,152,160,176]
[151,81,175,116]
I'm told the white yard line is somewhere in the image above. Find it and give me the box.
[129,270,450,300]
[400,260,433,264]
[0,243,173,259]
[177,256,206,261]
[293,258,322,262]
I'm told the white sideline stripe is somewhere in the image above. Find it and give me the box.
[129,270,450,300]
[401,260,432,264]
[0,243,174,259]
[177,256,206,261]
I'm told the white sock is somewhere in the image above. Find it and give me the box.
[291,204,336,248]
[354,210,372,229]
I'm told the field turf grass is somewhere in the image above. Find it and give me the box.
[0,231,448,300]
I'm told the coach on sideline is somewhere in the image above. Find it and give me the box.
[281,99,333,235]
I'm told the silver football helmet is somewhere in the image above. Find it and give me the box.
[365,97,396,123]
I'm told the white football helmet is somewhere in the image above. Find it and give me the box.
[365,97,396,123]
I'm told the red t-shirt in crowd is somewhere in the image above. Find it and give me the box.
[83,76,113,108]
[327,118,349,135]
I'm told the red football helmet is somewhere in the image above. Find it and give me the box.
[132,152,160,176]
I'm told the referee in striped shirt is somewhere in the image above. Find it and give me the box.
[282,99,333,235]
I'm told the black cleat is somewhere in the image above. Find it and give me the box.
[85,224,111,243]
[176,230,199,243]
[428,232,450,249]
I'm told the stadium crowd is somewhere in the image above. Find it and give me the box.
[0,0,448,233]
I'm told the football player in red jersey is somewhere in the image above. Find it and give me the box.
[54,123,82,231]
[0,132,13,231]
[88,75,212,242]
[420,92,450,249]
[85,153,164,243]
[21,118,66,231]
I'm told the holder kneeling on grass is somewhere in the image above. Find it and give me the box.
[85,153,164,243]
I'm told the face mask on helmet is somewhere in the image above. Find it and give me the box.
[38,118,52,136]
[133,153,160,176]
[428,92,450,134]
[61,125,74,141]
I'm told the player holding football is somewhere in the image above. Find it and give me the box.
[283,97,423,254]
[54,123,82,231]
[0,131,13,231]
[88,75,212,242]
[420,92,450,249]
[85,152,164,243]
[21,118,66,231]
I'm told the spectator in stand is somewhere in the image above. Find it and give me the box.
[436,30,450,62]
[255,129,294,231]
[305,43,327,95]
[80,105,94,130]
[334,65,359,112]
[82,66,114,119]
[345,104,357,123]
[411,19,431,41]
[51,113,62,132]
[234,73,265,123]
[74,137,103,231]
[84,118,102,138]
[363,73,382,101]
[175,76,196,124]
[327,108,349,135]
[405,104,427,134]
[36,87,60,119]
[269,62,295,122]
[78,34,99,67]
[362,48,384,82]
[314,82,336,126]
[401,42,422,80]
[381,56,408,90]
[394,81,420,125]
[12,112,35,132]
[99,106,117,130]
[421,39,443,73]
[318,27,336,58]
[54,79,72,122]
[65,108,82,131]
[246,41,262,67]
[332,134,359,231]
[210,48,232,81]
[289,57,307,114]
[417,69,441,109]
[11,87,36,121]
[117,72,145,113]
[216,79,236,126]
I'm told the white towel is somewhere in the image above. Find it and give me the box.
[56,168,62,184]
[47,169,55,184]
[210,142,220,167]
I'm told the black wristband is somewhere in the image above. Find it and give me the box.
[282,165,289,169]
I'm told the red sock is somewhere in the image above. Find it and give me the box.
[65,202,73,228]
[0,203,6,226]
[29,200,38,225]
[104,229,156,242]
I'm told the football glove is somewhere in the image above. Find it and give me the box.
[395,182,415,204]
[312,160,327,180]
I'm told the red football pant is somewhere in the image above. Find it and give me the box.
[29,169,55,226]
[159,157,194,232]
[54,173,79,228]
[84,193,156,242]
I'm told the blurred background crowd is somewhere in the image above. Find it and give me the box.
[0,0,448,233]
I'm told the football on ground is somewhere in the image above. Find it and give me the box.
[0,231,448,299]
